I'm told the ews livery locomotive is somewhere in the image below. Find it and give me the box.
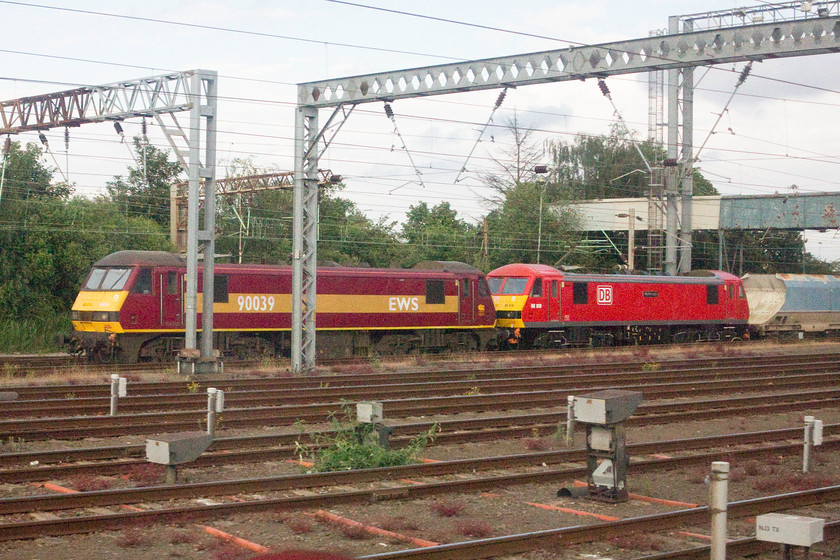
[70,251,496,362]
[488,263,749,348]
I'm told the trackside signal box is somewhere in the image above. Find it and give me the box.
[572,389,642,503]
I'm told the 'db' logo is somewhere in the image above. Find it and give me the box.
[597,285,613,305]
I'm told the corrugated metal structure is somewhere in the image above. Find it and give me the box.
[742,274,840,335]
[720,193,840,231]
[569,193,840,232]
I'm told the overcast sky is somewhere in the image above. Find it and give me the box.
[2,0,839,262]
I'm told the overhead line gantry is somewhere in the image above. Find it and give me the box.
[293,2,840,372]
[0,69,220,373]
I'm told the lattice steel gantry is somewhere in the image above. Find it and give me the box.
[292,3,839,371]
[1,70,219,372]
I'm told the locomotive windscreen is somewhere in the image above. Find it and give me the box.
[500,278,528,295]
[84,267,132,291]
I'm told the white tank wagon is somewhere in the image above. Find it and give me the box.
[742,274,840,338]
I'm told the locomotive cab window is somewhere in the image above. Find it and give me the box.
[487,277,503,294]
[573,282,588,304]
[426,279,445,304]
[460,278,470,297]
[477,278,490,297]
[728,285,734,299]
[131,268,153,294]
[531,279,543,297]
[738,284,745,299]
[85,267,132,291]
[706,284,719,305]
[500,277,528,294]
[214,275,229,304]
[551,280,558,298]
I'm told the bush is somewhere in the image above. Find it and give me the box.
[296,414,438,472]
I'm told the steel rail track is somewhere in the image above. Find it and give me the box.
[0,438,838,543]
[2,367,840,441]
[1,340,822,377]
[4,349,837,401]
[355,487,840,560]
[626,522,840,560]
[1,425,836,515]
[1,390,838,483]
[5,357,840,419]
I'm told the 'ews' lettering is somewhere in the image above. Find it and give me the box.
[389,297,419,311]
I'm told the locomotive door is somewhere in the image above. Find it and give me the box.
[159,269,183,328]
[724,282,737,321]
[549,280,560,321]
[459,278,474,325]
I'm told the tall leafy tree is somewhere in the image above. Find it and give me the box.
[105,137,184,228]
[0,140,167,352]
[401,202,481,265]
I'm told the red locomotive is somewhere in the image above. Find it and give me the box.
[488,263,749,348]
[70,251,497,362]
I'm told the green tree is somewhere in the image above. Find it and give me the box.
[105,137,184,228]
[0,141,168,351]
[478,119,583,270]
[213,161,407,267]
[400,202,481,265]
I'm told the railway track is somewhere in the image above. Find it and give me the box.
[2,347,839,557]
[1,425,836,512]
[3,346,837,400]
[4,355,840,419]
[2,365,839,441]
[0,429,837,544]
[1,390,838,482]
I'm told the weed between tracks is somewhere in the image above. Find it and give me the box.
[294,408,439,472]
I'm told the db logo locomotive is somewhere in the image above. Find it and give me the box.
[597,285,613,305]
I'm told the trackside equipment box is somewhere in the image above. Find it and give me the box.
[574,390,643,425]
[146,432,214,465]
[756,513,824,547]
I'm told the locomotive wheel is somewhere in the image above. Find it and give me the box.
[94,346,122,364]
[532,332,553,349]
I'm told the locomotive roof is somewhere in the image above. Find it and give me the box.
[93,252,483,277]
[489,263,740,284]
[94,251,185,267]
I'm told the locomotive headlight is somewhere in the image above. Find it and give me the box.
[93,311,120,322]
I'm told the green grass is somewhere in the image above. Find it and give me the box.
[0,315,70,354]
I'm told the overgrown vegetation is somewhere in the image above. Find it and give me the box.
[295,412,439,472]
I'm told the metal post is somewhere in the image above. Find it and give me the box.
[566,396,575,445]
[628,208,636,271]
[110,374,119,417]
[537,187,544,264]
[679,22,695,275]
[200,73,218,362]
[207,387,218,436]
[710,461,729,560]
[665,15,680,276]
[179,71,218,372]
[292,105,320,373]
[804,415,815,474]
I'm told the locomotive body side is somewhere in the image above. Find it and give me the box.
[71,251,496,362]
[488,263,749,348]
